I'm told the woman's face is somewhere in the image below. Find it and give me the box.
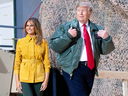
[26,20,35,36]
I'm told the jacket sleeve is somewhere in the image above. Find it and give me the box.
[43,40,51,73]
[100,35,115,55]
[14,40,22,75]
[49,24,74,53]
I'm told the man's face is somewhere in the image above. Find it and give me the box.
[76,7,92,24]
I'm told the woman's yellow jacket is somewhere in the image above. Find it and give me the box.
[14,35,51,83]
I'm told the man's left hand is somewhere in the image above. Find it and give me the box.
[97,28,109,39]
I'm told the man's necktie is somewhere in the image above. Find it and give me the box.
[83,24,94,70]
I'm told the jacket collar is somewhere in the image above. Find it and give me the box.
[71,18,98,32]
[70,18,80,31]
[26,34,36,42]
[89,20,98,32]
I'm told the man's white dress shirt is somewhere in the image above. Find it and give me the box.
[79,21,94,61]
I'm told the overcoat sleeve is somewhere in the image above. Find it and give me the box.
[100,35,115,55]
[49,24,75,53]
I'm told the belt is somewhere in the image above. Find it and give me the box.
[22,59,42,63]
[79,61,88,66]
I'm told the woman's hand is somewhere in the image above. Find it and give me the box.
[16,80,22,92]
[40,81,48,91]
[40,73,50,91]
[15,75,22,92]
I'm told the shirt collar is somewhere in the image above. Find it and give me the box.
[26,34,36,42]
[79,21,89,28]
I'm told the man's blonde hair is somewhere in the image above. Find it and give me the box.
[76,2,93,12]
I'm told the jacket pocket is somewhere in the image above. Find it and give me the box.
[57,48,72,67]
[20,63,29,80]
[36,63,45,81]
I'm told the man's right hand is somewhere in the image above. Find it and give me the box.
[68,27,77,37]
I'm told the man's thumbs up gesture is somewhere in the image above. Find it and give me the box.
[68,27,77,37]
[97,28,109,39]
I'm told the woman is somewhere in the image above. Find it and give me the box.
[14,17,51,96]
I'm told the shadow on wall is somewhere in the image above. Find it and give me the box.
[0,57,8,74]
[43,68,70,96]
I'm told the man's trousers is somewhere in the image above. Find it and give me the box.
[62,61,95,96]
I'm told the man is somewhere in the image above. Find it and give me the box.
[50,2,115,96]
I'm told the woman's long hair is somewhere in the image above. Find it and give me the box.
[24,17,43,45]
